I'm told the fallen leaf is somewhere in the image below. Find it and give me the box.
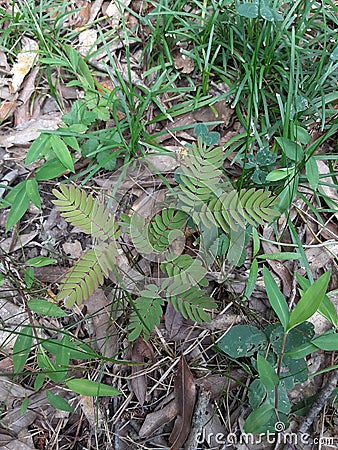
[10,38,39,94]
[0,113,62,149]
[62,240,83,259]
[169,355,196,450]
[84,289,119,360]
[0,100,16,121]
[79,394,104,429]
[0,231,38,253]
[0,297,29,351]
[78,29,98,57]
[139,398,178,438]
[106,0,132,27]
[72,0,91,28]
[130,338,154,406]
[173,49,194,74]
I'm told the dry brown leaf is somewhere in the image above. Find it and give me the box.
[0,101,16,121]
[10,38,39,94]
[0,231,38,253]
[62,240,83,258]
[78,29,98,57]
[139,398,178,438]
[0,113,62,149]
[71,0,91,27]
[106,0,131,27]
[84,289,119,360]
[0,297,29,351]
[169,355,196,450]
[79,394,104,429]
[173,49,194,74]
[130,338,154,406]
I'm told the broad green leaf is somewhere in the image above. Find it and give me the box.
[25,178,41,209]
[266,167,295,182]
[257,354,279,390]
[13,326,33,375]
[53,335,71,382]
[66,378,121,397]
[287,272,330,332]
[294,126,310,145]
[25,134,51,165]
[50,135,75,172]
[46,390,74,412]
[42,339,99,360]
[295,273,338,327]
[318,296,338,328]
[34,373,45,391]
[243,403,274,433]
[278,175,299,213]
[258,252,300,260]
[36,158,68,181]
[284,341,317,359]
[312,331,338,351]
[27,299,67,317]
[306,158,319,190]
[24,267,34,288]
[20,397,29,416]
[264,266,290,330]
[276,137,303,162]
[26,256,57,267]
[62,135,80,151]
[6,183,30,231]
[218,325,268,357]
[237,2,258,18]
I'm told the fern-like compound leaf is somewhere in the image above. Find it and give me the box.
[175,137,224,214]
[239,188,280,226]
[148,208,188,252]
[161,254,208,296]
[56,249,105,308]
[167,285,217,323]
[127,285,165,341]
[52,184,119,241]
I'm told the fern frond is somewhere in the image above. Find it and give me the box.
[148,208,188,252]
[161,254,208,296]
[56,249,105,308]
[127,285,164,341]
[239,188,280,226]
[52,184,119,240]
[167,285,217,323]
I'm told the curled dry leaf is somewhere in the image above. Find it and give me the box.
[130,337,154,406]
[169,355,196,450]
[10,38,39,94]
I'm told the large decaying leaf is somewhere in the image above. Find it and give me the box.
[130,338,154,406]
[10,37,39,93]
[169,356,196,450]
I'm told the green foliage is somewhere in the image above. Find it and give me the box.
[65,378,121,397]
[218,268,337,434]
[128,285,165,341]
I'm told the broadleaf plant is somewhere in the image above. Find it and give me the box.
[218,268,337,434]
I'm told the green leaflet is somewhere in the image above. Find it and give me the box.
[52,184,119,240]
[148,208,188,252]
[167,285,216,323]
[57,249,105,307]
[128,285,165,341]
